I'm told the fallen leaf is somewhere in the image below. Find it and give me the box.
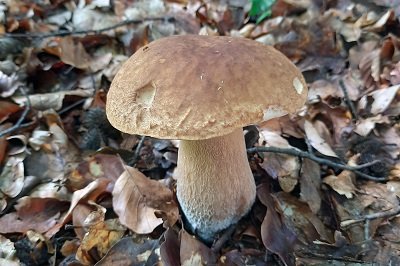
[45,178,111,238]
[112,166,179,234]
[76,205,126,265]
[369,84,400,115]
[0,101,20,122]
[304,120,338,158]
[96,237,162,266]
[160,228,180,266]
[259,130,300,192]
[0,155,25,198]
[12,89,93,111]
[180,230,217,266]
[0,197,64,234]
[0,235,19,265]
[257,183,297,265]
[323,171,357,199]
[354,114,390,136]
[58,37,91,69]
[274,192,334,244]
[300,159,322,214]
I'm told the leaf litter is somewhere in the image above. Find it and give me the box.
[0,0,399,265]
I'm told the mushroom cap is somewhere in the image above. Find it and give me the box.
[106,35,307,140]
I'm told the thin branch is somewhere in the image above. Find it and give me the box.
[0,17,174,39]
[341,204,400,227]
[339,80,358,121]
[247,146,387,181]
[134,136,146,159]
[0,86,31,138]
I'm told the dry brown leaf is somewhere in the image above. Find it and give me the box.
[0,197,64,234]
[0,101,20,122]
[369,84,400,115]
[112,166,179,234]
[300,159,322,214]
[259,130,300,192]
[45,178,111,238]
[96,237,162,266]
[258,184,297,265]
[68,154,125,191]
[180,230,217,266]
[12,89,93,111]
[354,114,390,136]
[323,170,357,199]
[0,155,24,198]
[304,120,338,158]
[57,37,91,69]
[274,192,334,244]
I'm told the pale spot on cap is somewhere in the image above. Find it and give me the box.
[293,77,304,95]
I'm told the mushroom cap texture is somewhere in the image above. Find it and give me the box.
[106,35,307,140]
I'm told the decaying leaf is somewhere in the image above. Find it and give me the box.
[369,84,400,115]
[259,130,300,192]
[96,237,162,266]
[257,183,297,265]
[76,203,126,265]
[300,159,321,214]
[112,166,179,234]
[323,170,357,199]
[304,120,338,158]
[0,234,20,265]
[180,230,217,266]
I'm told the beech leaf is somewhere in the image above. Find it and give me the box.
[112,166,178,234]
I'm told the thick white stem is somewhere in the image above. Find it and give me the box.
[176,128,256,240]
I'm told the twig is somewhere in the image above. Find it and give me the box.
[247,146,387,181]
[341,204,400,228]
[339,80,358,121]
[0,17,174,39]
[134,135,146,160]
[0,86,31,138]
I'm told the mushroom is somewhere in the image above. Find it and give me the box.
[106,35,307,241]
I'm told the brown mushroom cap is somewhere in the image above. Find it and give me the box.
[106,35,307,140]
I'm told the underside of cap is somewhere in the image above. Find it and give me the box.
[106,35,307,140]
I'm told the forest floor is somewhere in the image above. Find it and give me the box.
[0,0,400,265]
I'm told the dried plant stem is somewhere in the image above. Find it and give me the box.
[339,80,358,121]
[341,205,400,228]
[1,17,174,39]
[247,146,386,181]
[0,86,31,138]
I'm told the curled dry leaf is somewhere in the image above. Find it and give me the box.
[304,120,338,158]
[0,155,25,198]
[180,230,217,266]
[112,166,179,234]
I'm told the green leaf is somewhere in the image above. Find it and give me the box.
[249,0,276,24]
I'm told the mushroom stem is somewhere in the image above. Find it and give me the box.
[176,128,256,240]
